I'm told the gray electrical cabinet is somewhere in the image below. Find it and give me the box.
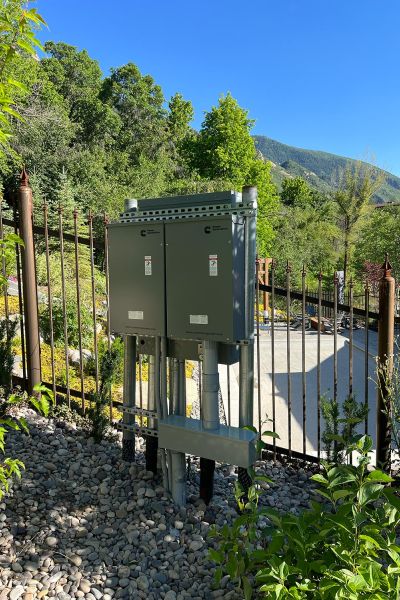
[108,222,165,336]
[108,188,258,505]
[165,216,245,342]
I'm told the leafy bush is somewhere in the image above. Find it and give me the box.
[321,394,368,463]
[0,384,54,500]
[0,317,17,390]
[40,300,93,348]
[210,435,400,599]
[86,344,120,441]
[50,400,89,430]
[84,335,124,383]
[377,350,400,462]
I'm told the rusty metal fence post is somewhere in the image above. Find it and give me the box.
[18,170,41,394]
[377,255,395,471]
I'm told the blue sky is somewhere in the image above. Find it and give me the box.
[35,1,400,175]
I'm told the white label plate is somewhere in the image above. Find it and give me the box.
[128,310,144,320]
[209,254,218,276]
[190,314,208,325]
[145,255,152,276]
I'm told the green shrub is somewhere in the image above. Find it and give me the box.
[210,435,400,599]
[86,344,120,441]
[0,384,54,500]
[84,335,124,383]
[40,300,93,348]
[0,318,17,391]
[322,394,368,464]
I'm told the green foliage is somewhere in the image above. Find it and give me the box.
[354,207,400,282]
[167,92,194,146]
[100,62,166,163]
[376,352,400,459]
[281,177,314,209]
[86,344,120,442]
[189,94,279,254]
[192,93,256,186]
[0,233,23,389]
[272,203,339,285]
[0,383,54,500]
[321,394,368,464]
[211,435,400,599]
[0,317,17,390]
[254,135,397,205]
[334,162,384,285]
[40,299,93,349]
[85,335,124,383]
[0,0,45,154]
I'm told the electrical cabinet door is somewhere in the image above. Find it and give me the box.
[165,217,245,342]
[108,222,165,336]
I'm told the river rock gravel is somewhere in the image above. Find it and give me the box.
[0,408,315,599]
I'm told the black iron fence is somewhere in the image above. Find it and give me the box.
[1,174,398,470]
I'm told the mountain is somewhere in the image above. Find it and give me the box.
[253,135,400,204]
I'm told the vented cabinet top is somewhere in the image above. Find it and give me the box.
[129,190,242,213]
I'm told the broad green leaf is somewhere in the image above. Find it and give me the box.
[208,548,223,563]
[262,430,280,439]
[365,469,393,483]
[242,575,252,600]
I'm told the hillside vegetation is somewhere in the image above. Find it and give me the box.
[254,135,400,204]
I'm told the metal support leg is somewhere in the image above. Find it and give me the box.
[239,341,254,428]
[170,358,187,506]
[155,337,169,491]
[122,335,136,461]
[200,340,219,503]
[146,355,158,474]
[238,340,255,496]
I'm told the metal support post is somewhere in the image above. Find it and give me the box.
[200,340,219,503]
[155,337,169,491]
[122,335,136,461]
[169,357,187,505]
[238,185,257,495]
[377,255,395,471]
[18,169,41,394]
[146,355,158,473]
[238,341,254,493]
[202,340,219,430]
[239,342,254,428]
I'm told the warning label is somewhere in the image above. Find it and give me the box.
[190,314,208,325]
[209,254,218,276]
[128,310,144,320]
[144,256,152,276]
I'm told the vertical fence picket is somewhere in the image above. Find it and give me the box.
[103,214,112,420]
[301,265,307,456]
[226,364,231,426]
[13,204,27,384]
[138,353,143,426]
[44,203,56,401]
[256,257,262,440]
[270,259,276,459]
[349,279,354,399]
[88,211,99,396]
[104,214,111,351]
[73,209,85,411]
[286,261,292,457]
[58,206,71,407]
[317,271,322,462]
[0,202,9,322]
[333,273,338,405]
[364,284,370,434]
